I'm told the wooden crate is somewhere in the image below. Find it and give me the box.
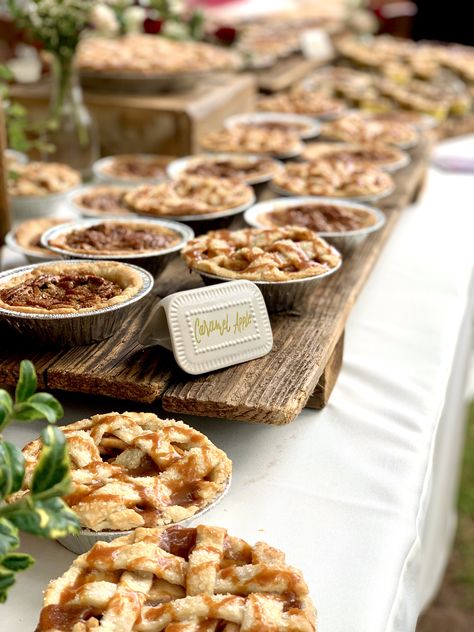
[10,73,256,156]
[0,138,430,424]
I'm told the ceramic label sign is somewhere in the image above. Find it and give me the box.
[140,280,273,375]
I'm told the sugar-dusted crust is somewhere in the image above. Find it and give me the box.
[0,261,143,314]
[182,226,341,282]
[125,176,254,217]
[48,220,182,256]
[11,412,232,532]
[301,142,405,170]
[36,524,316,632]
[14,218,70,255]
[273,159,394,198]
[8,161,81,197]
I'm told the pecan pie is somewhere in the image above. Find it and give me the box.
[273,159,394,199]
[72,186,133,216]
[36,524,315,632]
[77,34,240,74]
[258,91,346,118]
[321,114,418,147]
[14,218,70,256]
[12,412,231,532]
[182,226,341,282]
[302,142,406,171]
[175,154,281,184]
[97,155,170,182]
[199,126,303,157]
[48,221,182,256]
[0,261,142,314]
[124,176,254,217]
[257,202,378,233]
[7,161,81,197]
[230,120,313,137]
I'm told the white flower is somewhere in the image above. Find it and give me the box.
[168,0,185,15]
[90,4,119,35]
[123,6,146,34]
[162,20,188,40]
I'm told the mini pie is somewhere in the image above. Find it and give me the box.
[12,412,232,532]
[73,186,133,216]
[230,120,313,138]
[321,114,418,147]
[99,155,170,182]
[182,226,341,282]
[199,126,303,157]
[36,524,315,632]
[0,261,143,314]
[47,221,182,256]
[258,91,346,118]
[178,155,281,184]
[125,176,254,217]
[257,202,378,233]
[301,142,406,171]
[7,161,81,197]
[273,159,394,199]
[14,218,70,256]
[77,34,240,75]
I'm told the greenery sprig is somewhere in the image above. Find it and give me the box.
[0,360,79,603]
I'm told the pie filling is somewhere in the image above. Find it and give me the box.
[59,223,181,253]
[36,524,315,632]
[103,158,166,180]
[75,190,129,213]
[185,158,273,180]
[0,274,122,310]
[263,204,377,232]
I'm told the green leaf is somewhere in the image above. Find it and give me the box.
[15,360,37,403]
[0,441,25,500]
[27,393,63,423]
[0,390,13,430]
[1,553,34,572]
[0,518,19,557]
[13,401,57,424]
[31,426,70,499]
[8,497,80,538]
[0,568,15,603]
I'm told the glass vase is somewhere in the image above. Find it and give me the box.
[44,55,99,178]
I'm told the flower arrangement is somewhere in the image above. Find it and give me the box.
[0,361,79,602]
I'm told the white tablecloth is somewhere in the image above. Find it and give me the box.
[2,135,474,632]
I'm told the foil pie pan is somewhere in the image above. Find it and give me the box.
[0,260,154,347]
[244,197,386,254]
[198,255,342,313]
[41,217,194,278]
[57,475,232,555]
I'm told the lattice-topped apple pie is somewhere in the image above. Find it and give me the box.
[7,161,81,197]
[273,159,394,199]
[36,524,316,632]
[182,226,341,282]
[124,176,254,217]
[12,412,232,532]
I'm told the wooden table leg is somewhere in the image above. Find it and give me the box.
[306,331,345,409]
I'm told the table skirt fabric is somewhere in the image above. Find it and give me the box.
[1,135,474,631]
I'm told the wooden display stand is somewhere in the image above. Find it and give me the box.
[10,73,256,156]
[0,137,431,424]
[0,104,10,243]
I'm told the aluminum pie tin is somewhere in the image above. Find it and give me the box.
[9,189,75,220]
[0,260,154,347]
[224,111,321,140]
[269,180,395,204]
[4,230,62,264]
[166,153,284,186]
[41,217,194,278]
[300,142,411,173]
[66,183,135,218]
[244,197,386,255]
[92,154,170,186]
[198,255,342,313]
[57,475,232,555]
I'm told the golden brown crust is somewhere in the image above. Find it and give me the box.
[12,412,232,532]
[99,155,170,181]
[125,176,254,217]
[258,203,378,233]
[182,226,341,282]
[0,261,143,314]
[72,185,133,216]
[36,524,316,632]
[180,155,281,183]
[258,91,346,118]
[200,126,303,156]
[8,162,81,197]
[14,218,70,255]
[321,113,418,147]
